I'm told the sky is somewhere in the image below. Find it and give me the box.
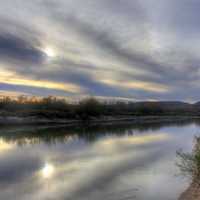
[0,0,200,102]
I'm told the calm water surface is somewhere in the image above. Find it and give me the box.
[0,121,199,200]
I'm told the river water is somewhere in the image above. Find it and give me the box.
[0,121,198,200]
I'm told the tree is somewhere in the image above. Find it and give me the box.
[77,98,102,120]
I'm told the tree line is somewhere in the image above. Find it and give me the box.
[0,96,199,120]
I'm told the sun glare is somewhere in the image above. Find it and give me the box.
[0,139,15,152]
[44,47,56,57]
[41,163,54,179]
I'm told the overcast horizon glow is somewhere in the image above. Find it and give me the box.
[0,0,200,102]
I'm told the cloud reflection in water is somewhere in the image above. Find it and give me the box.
[0,123,194,200]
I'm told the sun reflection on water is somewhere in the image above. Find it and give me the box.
[0,139,15,152]
[41,163,55,179]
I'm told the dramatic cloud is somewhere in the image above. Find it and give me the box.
[0,33,45,64]
[0,0,200,101]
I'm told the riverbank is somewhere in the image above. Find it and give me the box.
[1,115,200,125]
[179,180,200,200]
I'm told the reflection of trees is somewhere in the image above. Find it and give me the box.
[0,119,198,146]
[177,137,200,200]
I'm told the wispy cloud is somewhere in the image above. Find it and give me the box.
[100,79,170,93]
[0,69,82,93]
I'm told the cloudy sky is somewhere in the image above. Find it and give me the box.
[0,0,200,101]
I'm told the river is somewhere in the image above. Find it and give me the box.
[0,120,198,200]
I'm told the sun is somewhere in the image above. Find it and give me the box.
[44,47,56,57]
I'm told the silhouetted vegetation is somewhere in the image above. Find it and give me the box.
[0,96,200,121]
[177,137,200,179]
[177,137,200,200]
[76,98,102,120]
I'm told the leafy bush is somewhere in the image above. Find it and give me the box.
[177,137,200,179]
[76,98,102,120]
